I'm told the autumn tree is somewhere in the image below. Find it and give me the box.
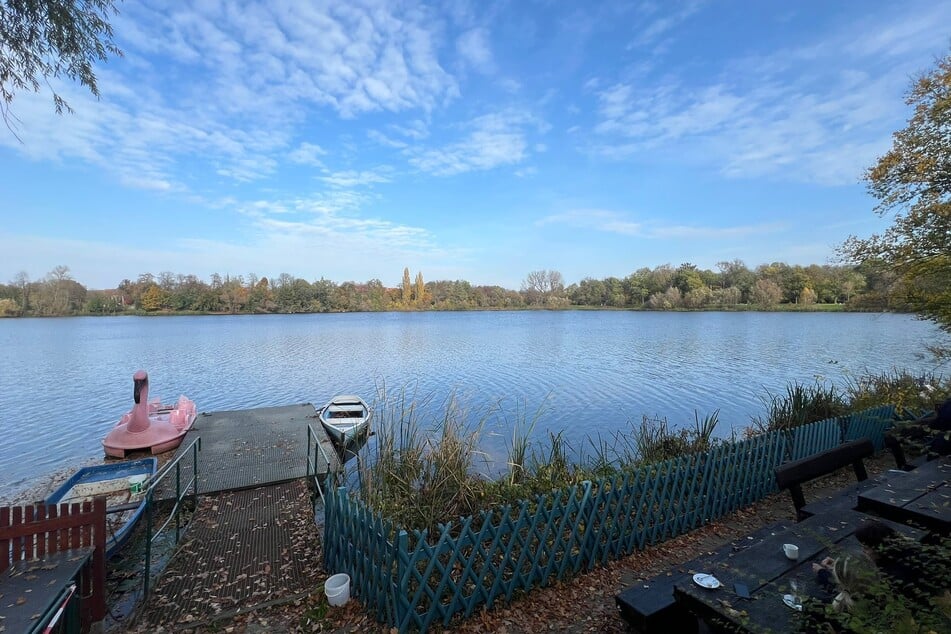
[401,267,412,304]
[841,51,951,334]
[673,263,705,295]
[414,271,425,305]
[11,270,30,313]
[0,0,122,129]
[752,279,782,308]
[139,284,165,312]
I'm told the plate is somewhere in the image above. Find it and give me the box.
[692,573,721,589]
[782,594,803,611]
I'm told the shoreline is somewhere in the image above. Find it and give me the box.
[1,303,893,319]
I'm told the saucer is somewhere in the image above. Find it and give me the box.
[693,573,721,589]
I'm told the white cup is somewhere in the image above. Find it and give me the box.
[783,543,799,560]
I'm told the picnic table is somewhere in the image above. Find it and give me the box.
[857,457,950,534]
[0,547,93,633]
[672,512,924,633]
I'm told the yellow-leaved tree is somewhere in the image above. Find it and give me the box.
[840,51,951,343]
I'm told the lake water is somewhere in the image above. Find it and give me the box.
[1,311,947,499]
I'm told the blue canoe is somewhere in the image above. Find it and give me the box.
[44,457,157,557]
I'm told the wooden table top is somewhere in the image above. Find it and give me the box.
[673,512,925,633]
[857,458,950,533]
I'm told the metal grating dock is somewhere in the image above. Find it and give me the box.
[137,480,322,630]
[160,403,340,497]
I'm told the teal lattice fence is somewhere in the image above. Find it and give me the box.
[843,405,896,450]
[324,406,895,632]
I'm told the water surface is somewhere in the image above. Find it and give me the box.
[0,311,945,498]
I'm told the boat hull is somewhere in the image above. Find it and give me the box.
[44,458,157,558]
[103,397,197,458]
[320,395,371,448]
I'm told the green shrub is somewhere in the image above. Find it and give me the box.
[845,369,951,418]
[797,538,951,634]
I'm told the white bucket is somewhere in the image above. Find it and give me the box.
[324,573,350,606]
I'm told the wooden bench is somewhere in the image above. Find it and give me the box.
[616,577,699,634]
[774,438,874,521]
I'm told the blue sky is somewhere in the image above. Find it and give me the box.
[1,0,949,290]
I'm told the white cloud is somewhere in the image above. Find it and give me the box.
[367,130,410,149]
[319,168,393,188]
[289,142,327,167]
[0,1,461,193]
[456,28,495,74]
[628,0,705,49]
[536,209,786,239]
[409,110,545,176]
[391,120,430,140]
[589,4,951,186]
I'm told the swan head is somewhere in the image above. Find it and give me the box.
[133,370,149,404]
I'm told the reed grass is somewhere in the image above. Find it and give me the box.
[352,370,944,533]
[750,380,848,433]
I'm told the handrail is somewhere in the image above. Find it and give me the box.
[142,436,201,598]
[307,423,338,505]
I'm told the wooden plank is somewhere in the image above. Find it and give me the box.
[775,438,874,489]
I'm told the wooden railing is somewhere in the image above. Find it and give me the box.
[0,497,107,629]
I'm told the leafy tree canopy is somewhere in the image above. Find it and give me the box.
[0,0,121,127]
[841,50,951,333]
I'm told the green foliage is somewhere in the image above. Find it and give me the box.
[0,0,122,127]
[845,370,951,417]
[752,381,848,433]
[798,538,951,634]
[841,49,951,337]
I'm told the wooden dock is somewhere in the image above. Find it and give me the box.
[131,403,345,630]
[161,403,341,496]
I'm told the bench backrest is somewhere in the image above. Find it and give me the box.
[774,438,874,520]
[0,499,107,627]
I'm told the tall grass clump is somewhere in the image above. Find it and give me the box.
[504,397,547,485]
[845,370,951,418]
[628,410,721,463]
[751,380,848,433]
[358,386,489,533]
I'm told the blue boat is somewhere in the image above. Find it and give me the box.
[44,457,157,557]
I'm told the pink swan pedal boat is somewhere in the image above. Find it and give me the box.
[102,370,197,458]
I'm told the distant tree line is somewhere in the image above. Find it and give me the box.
[0,260,901,318]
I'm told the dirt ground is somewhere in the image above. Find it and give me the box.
[169,452,897,634]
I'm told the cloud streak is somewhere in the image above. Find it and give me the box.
[408,110,546,176]
[536,209,786,240]
[591,3,951,185]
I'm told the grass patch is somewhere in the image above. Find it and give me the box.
[751,380,848,434]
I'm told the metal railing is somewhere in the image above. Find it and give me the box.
[307,423,340,505]
[142,436,201,597]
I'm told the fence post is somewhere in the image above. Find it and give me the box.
[394,530,409,630]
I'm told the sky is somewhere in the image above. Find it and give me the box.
[1,0,949,291]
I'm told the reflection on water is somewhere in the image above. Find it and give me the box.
[0,311,946,499]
